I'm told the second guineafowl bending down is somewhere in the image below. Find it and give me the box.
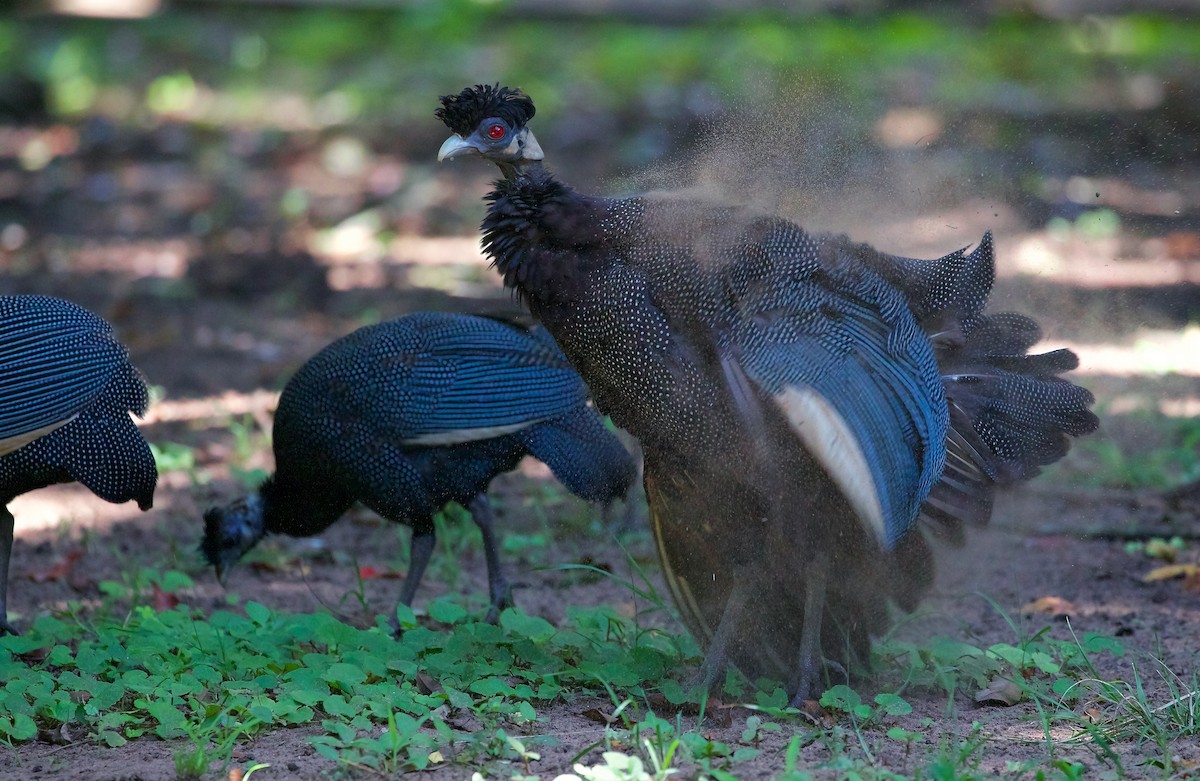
[202,312,635,625]
[436,84,1098,702]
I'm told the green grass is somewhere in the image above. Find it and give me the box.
[3,9,1198,133]
[5,559,1185,780]
[1060,657,1199,778]
[1047,409,1200,490]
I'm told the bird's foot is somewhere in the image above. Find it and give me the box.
[681,645,730,698]
[787,681,819,709]
[787,655,845,709]
[483,580,516,624]
[786,650,825,709]
[0,616,19,637]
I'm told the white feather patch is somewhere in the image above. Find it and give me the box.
[401,420,536,447]
[772,387,888,548]
[0,415,77,457]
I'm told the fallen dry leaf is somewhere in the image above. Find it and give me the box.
[150,583,182,612]
[415,671,442,695]
[37,724,73,745]
[580,707,616,725]
[358,565,404,580]
[28,550,84,583]
[975,677,1023,707]
[1142,564,1200,582]
[1021,595,1076,617]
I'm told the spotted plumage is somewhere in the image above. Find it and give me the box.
[437,84,1098,700]
[0,295,157,634]
[201,312,635,625]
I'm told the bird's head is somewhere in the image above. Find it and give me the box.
[200,493,266,586]
[436,84,543,175]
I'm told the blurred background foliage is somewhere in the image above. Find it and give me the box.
[3,4,1198,154]
[0,0,1197,493]
[2,2,1197,228]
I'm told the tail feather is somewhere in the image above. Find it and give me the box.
[943,335,1098,483]
[851,230,995,336]
[918,416,995,542]
[858,233,1099,538]
[964,311,1042,354]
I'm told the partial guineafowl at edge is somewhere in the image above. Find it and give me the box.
[202,312,635,625]
[1,295,157,635]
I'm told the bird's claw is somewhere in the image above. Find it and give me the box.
[787,656,847,709]
[483,582,515,624]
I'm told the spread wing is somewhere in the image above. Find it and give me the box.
[718,220,948,549]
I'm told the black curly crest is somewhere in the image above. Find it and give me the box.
[436,84,536,136]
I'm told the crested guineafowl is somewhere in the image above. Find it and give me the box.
[436,84,1098,702]
[1,295,157,634]
[202,312,635,625]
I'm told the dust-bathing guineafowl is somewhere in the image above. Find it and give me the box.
[436,84,1098,702]
[202,312,635,625]
[0,295,157,635]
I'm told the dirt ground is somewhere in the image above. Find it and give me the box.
[1,100,1199,779]
[5,480,1200,781]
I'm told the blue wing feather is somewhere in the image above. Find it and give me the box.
[288,313,590,446]
[721,221,948,549]
[0,295,135,443]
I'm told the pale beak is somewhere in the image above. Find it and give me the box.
[438,135,480,161]
[520,130,544,161]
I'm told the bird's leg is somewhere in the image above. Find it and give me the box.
[688,581,751,694]
[468,494,513,623]
[789,556,830,707]
[0,509,17,636]
[391,527,435,636]
[600,496,639,535]
[618,496,641,533]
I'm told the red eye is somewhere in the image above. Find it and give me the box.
[487,124,506,140]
